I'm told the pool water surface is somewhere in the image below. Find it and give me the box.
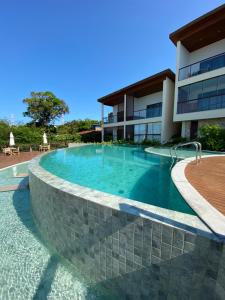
[40,145,194,215]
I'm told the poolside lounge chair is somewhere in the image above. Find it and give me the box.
[3,147,12,155]
[39,144,51,152]
[11,147,20,155]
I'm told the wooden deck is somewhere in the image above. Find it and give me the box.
[185,156,225,216]
[0,151,40,169]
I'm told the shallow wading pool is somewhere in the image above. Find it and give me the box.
[40,145,193,214]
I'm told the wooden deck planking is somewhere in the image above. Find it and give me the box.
[0,151,40,169]
[185,156,225,216]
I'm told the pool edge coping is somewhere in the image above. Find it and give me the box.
[172,155,225,241]
[0,160,30,172]
[144,146,225,158]
[28,146,218,241]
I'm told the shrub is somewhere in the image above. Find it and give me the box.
[13,126,42,144]
[80,131,101,143]
[199,124,225,151]
[141,139,161,146]
[51,133,81,143]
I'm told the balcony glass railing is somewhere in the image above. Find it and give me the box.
[104,112,124,124]
[179,52,225,81]
[177,94,225,114]
[128,105,162,121]
[104,105,162,124]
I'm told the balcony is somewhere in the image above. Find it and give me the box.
[177,94,225,114]
[179,52,225,81]
[127,103,162,121]
[104,103,162,124]
[104,111,124,124]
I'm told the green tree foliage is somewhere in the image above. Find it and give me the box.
[199,124,225,151]
[0,118,100,150]
[57,119,99,134]
[23,91,69,126]
[0,120,11,148]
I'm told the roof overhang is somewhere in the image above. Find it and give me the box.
[98,69,175,106]
[169,4,225,52]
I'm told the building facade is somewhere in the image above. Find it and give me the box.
[98,4,225,142]
[170,4,225,139]
[98,70,179,144]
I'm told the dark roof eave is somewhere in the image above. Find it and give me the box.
[97,69,175,105]
[169,4,225,46]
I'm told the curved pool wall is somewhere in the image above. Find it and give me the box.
[29,146,225,299]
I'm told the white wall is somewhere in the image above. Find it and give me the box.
[133,91,162,111]
[161,78,180,143]
[177,38,225,69]
[189,39,225,65]
[113,105,118,115]
[176,41,190,69]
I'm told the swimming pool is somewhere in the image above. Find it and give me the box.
[40,145,193,215]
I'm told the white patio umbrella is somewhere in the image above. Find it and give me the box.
[43,132,48,144]
[9,132,15,147]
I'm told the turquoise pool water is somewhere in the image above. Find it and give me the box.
[0,163,113,299]
[40,145,194,215]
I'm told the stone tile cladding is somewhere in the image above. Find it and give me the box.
[29,172,225,300]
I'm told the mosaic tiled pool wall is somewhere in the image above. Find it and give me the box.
[29,171,225,299]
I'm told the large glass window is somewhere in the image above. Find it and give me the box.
[146,122,161,141]
[134,122,161,142]
[202,77,217,98]
[189,82,202,100]
[134,124,146,135]
[218,75,225,95]
[177,74,225,114]
[178,86,189,102]
[134,124,146,143]
[146,102,162,118]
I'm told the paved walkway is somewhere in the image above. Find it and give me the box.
[0,151,40,169]
[185,156,225,216]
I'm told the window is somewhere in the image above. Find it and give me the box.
[178,86,189,102]
[218,75,225,95]
[134,124,146,135]
[177,74,225,114]
[146,102,162,118]
[202,77,217,98]
[147,123,161,135]
[146,122,161,141]
[189,82,202,100]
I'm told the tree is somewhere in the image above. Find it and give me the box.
[23,91,69,127]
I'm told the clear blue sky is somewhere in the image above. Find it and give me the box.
[0,0,224,124]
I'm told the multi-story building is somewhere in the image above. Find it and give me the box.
[98,69,179,143]
[170,4,225,139]
[98,4,225,142]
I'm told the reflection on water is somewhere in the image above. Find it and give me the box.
[41,145,194,214]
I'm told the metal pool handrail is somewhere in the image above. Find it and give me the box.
[170,141,202,170]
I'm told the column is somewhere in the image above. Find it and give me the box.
[101,103,104,142]
[123,94,127,140]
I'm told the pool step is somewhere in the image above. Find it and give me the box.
[13,173,29,178]
[0,183,29,192]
